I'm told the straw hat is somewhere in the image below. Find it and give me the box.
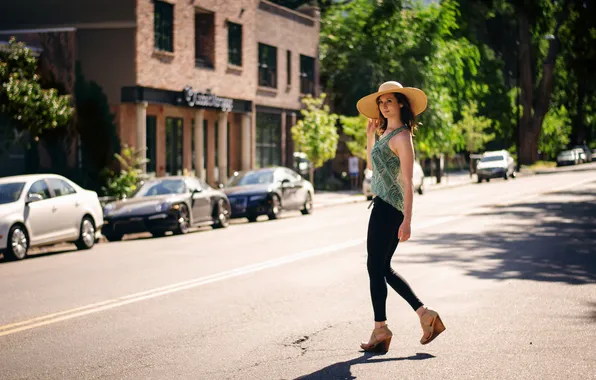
[356,81,427,119]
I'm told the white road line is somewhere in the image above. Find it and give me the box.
[1,175,594,337]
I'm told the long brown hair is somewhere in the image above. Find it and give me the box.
[376,92,417,136]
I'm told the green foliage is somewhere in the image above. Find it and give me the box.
[101,145,148,199]
[339,114,367,160]
[291,93,339,169]
[538,105,571,160]
[454,102,495,153]
[320,0,483,158]
[0,37,74,140]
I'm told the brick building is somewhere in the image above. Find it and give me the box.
[0,0,320,186]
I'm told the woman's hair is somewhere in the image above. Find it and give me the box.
[376,92,417,136]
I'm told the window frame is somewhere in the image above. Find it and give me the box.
[227,21,243,67]
[258,43,278,89]
[154,0,174,53]
[300,54,315,95]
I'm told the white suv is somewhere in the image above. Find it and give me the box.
[476,150,516,183]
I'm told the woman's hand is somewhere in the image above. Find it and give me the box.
[397,221,411,242]
[367,118,379,137]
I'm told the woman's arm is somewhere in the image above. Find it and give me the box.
[366,119,379,170]
[390,131,415,242]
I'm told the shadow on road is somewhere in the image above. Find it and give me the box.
[402,189,596,285]
[293,352,434,380]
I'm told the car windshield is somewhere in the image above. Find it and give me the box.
[0,182,26,205]
[481,155,504,162]
[227,170,275,187]
[132,179,187,197]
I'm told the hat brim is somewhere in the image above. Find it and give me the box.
[356,87,427,119]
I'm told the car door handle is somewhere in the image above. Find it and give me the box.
[75,202,80,207]
[52,206,57,212]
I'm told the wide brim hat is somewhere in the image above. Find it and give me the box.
[356,81,427,119]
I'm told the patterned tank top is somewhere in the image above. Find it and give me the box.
[371,126,408,212]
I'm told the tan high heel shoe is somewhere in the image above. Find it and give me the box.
[420,308,446,345]
[360,325,393,353]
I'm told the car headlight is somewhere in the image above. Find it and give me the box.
[249,194,267,202]
[156,202,171,212]
[103,203,115,215]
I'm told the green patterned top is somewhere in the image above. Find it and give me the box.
[371,126,408,212]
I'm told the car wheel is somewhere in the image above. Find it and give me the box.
[417,182,424,195]
[504,171,509,180]
[511,170,516,178]
[3,224,28,261]
[173,204,190,235]
[247,214,258,223]
[104,233,123,242]
[267,195,281,220]
[486,178,491,182]
[301,192,313,215]
[477,177,483,183]
[75,216,96,250]
[366,195,373,201]
[213,199,231,229]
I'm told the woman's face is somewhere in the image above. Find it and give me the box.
[377,93,401,119]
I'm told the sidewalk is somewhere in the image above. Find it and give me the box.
[313,170,477,209]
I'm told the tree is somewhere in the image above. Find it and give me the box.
[75,62,121,192]
[291,93,339,184]
[339,114,367,160]
[0,37,74,151]
[454,101,495,174]
[538,105,571,160]
[101,144,148,199]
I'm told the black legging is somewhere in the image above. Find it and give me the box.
[367,196,423,322]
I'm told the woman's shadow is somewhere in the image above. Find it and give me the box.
[294,352,434,380]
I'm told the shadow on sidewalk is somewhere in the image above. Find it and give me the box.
[399,188,596,285]
[294,352,434,380]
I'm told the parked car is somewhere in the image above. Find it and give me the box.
[573,145,592,162]
[293,152,312,177]
[0,174,103,261]
[476,150,516,182]
[224,167,314,222]
[557,149,581,166]
[101,176,230,241]
[363,162,425,201]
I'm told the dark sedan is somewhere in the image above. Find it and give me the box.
[101,176,230,241]
[224,167,314,222]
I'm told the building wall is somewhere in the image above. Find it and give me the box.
[136,0,259,102]
[255,1,320,110]
[77,29,136,105]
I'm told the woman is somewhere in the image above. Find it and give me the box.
[356,81,445,353]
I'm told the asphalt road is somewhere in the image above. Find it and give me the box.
[1,165,595,380]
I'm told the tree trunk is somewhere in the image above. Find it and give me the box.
[518,3,569,165]
[572,81,586,145]
[309,165,314,186]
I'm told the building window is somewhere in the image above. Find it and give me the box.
[258,43,277,88]
[256,112,282,168]
[228,22,242,66]
[195,10,215,68]
[286,50,292,87]
[191,119,196,174]
[154,0,174,52]
[300,54,315,95]
[147,115,157,173]
[166,117,183,175]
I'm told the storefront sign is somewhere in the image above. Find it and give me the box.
[183,86,234,112]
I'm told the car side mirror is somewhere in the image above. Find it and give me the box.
[26,193,43,204]
[281,179,291,188]
[218,183,224,189]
